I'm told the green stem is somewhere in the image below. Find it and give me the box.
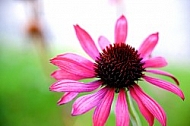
[126,91,142,126]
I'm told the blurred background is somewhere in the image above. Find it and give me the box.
[0,0,189,126]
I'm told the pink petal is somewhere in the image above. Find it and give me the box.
[98,36,111,50]
[72,88,108,116]
[50,80,101,93]
[93,88,114,126]
[57,92,79,105]
[51,69,88,81]
[138,33,159,59]
[50,53,95,78]
[132,85,166,126]
[54,53,94,70]
[143,57,167,68]
[130,87,154,126]
[114,15,128,44]
[74,25,100,60]
[115,89,130,126]
[146,69,179,85]
[143,76,184,100]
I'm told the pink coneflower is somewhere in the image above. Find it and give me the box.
[50,15,184,126]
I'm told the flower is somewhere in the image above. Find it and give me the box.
[50,15,184,126]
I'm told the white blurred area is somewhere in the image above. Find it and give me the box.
[0,0,189,62]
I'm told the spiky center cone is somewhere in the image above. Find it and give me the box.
[94,43,145,92]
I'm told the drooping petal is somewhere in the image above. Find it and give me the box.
[143,57,167,68]
[50,80,101,93]
[130,86,154,126]
[50,53,95,78]
[72,88,108,116]
[115,89,130,126]
[74,25,99,60]
[51,69,88,81]
[143,76,184,100]
[114,15,128,44]
[98,36,111,50]
[57,92,79,105]
[138,33,159,59]
[93,88,114,126]
[146,69,179,85]
[132,85,166,126]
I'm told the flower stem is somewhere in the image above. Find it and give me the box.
[126,91,142,126]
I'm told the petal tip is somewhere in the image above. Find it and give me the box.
[73,24,80,31]
[71,113,77,116]
[154,32,159,36]
[117,15,127,24]
[73,24,78,27]
[178,90,185,101]
[181,95,185,101]
[57,100,65,106]
[49,58,58,65]
[152,32,159,41]
[151,32,159,40]
[49,58,54,63]
[49,85,55,91]
[119,15,126,20]
[51,71,56,77]
[49,87,53,91]
[71,108,78,116]
[57,102,63,106]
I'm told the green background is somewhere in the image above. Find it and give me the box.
[0,38,189,126]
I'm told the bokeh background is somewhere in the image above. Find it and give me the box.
[0,0,190,126]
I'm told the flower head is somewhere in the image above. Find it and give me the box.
[50,15,184,126]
